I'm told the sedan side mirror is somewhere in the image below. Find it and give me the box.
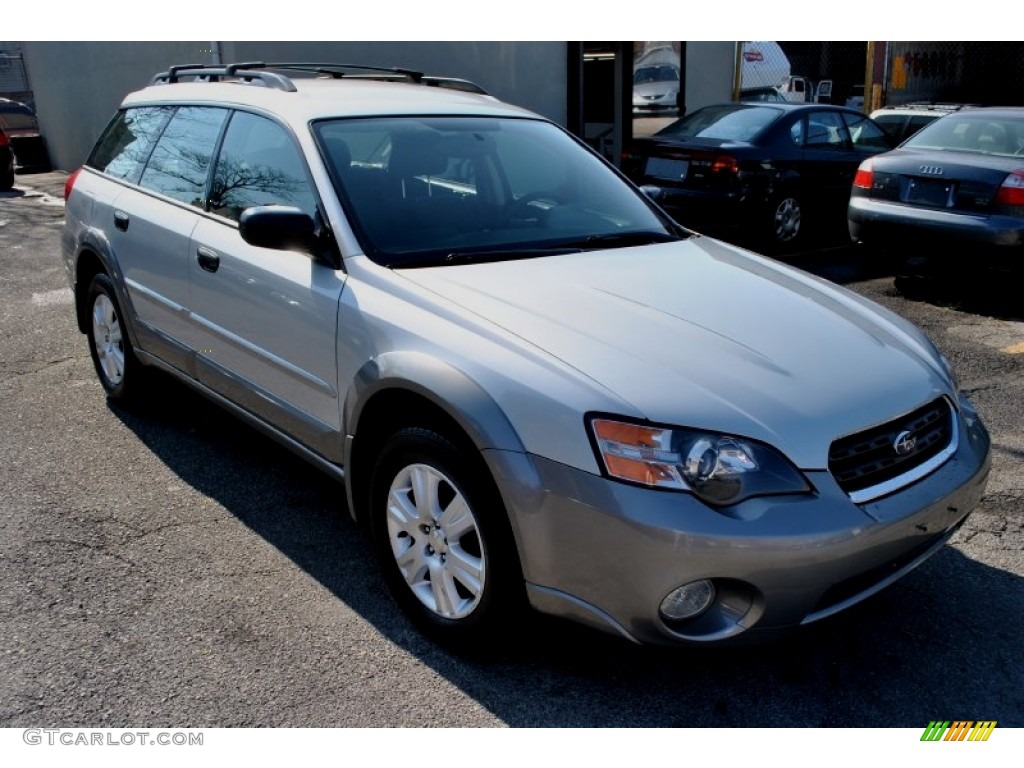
[239,205,317,254]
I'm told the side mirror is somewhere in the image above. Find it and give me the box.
[239,205,316,253]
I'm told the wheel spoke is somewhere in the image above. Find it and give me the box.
[386,486,421,537]
[445,546,483,596]
[410,466,441,522]
[395,541,429,584]
[430,562,461,618]
[439,495,474,539]
[92,301,107,335]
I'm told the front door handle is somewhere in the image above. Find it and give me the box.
[113,211,130,231]
[197,246,220,273]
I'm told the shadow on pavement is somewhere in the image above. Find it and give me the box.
[893,273,1024,322]
[108,371,1024,727]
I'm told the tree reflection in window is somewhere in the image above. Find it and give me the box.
[139,107,228,207]
[88,106,173,183]
[209,112,315,222]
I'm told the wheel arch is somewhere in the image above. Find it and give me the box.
[342,351,527,528]
[71,233,142,352]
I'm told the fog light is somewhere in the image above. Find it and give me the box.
[659,580,716,621]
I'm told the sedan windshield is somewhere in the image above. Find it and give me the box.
[655,105,783,142]
[314,117,678,267]
[905,113,1024,157]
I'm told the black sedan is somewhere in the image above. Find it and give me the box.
[849,107,1024,273]
[623,102,892,250]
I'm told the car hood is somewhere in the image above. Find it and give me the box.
[396,237,952,468]
[634,81,677,99]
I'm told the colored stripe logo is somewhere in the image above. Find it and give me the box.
[921,721,997,741]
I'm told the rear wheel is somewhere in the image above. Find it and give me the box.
[85,273,141,399]
[369,426,523,644]
[769,193,803,247]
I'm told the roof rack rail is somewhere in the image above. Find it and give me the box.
[897,102,981,112]
[264,63,489,94]
[151,63,297,92]
[150,62,489,96]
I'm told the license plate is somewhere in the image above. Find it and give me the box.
[646,157,689,182]
[905,178,953,207]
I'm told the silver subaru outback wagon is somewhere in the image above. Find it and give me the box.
[62,63,990,646]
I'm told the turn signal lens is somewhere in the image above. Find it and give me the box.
[591,419,683,488]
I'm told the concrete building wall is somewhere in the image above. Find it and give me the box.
[23,41,568,171]
[23,42,212,170]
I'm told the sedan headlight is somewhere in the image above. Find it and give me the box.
[589,417,810,506]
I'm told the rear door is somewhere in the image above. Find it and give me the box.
[798,109,860,220]
[188,110,347,459]
[87,106,230,371]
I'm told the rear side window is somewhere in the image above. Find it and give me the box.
[842,113,890,150]
[139,107,229,207]
[87,107,172,182]
[804,111,848,149]
[208,112,316,222]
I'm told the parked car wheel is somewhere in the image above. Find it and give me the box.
[770,193,803,246]
[86,274,140,399]
[370,426,521,642]
[0,165,13,191]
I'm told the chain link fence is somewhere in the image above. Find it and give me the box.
[880,42,1024,108]
[738,42,869,108]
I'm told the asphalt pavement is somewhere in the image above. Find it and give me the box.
[1,171,1021,728]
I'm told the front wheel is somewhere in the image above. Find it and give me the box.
[85,273,140,399]
[369,427,523,644]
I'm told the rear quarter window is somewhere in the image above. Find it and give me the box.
[87,107,173,183]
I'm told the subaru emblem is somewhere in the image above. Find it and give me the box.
[894,430,917,456]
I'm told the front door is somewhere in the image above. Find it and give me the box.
[187,110,347,460]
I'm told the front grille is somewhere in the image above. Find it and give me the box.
[829,398,953,496]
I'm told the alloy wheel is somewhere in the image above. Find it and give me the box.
[385,463,486,620]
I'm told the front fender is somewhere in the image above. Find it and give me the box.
[343,350,527,455]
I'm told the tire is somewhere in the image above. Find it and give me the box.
[369,426,523,644]
[0,164,13,192]
[768,193,803,249]
[85,273,141,399]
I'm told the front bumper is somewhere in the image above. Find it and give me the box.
[487,396,990,645]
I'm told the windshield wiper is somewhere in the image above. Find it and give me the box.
[564,230,685,250]
[389,246,583,269]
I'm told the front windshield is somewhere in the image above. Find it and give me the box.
[314,116,676,267]
[634,66,678,84]
[656,105,782,142]
[905,113,1024,156]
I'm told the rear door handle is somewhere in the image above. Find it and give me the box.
[197,246,220,273]
[113,211,130,231]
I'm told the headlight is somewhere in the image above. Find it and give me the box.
[588,417,810,506]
